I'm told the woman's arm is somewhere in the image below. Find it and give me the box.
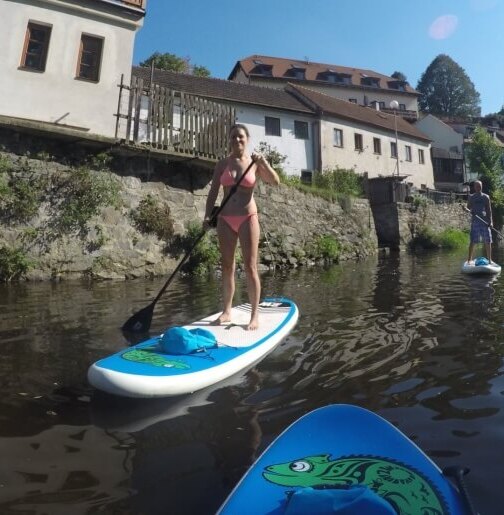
[252,153,280,186]
[204,160,225,222]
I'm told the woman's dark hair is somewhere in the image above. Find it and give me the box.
[229,124,250,138]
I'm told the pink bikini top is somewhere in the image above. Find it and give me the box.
[220,166,256,188]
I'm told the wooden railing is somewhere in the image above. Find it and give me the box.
[116,75,235,161]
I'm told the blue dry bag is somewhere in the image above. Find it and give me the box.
[475,257,490,266]
[159,327,217,355]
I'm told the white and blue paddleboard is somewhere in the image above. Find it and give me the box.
[88,297,298,398]
[462,259,501,275]
[218,404,469,515]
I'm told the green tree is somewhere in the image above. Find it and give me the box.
[417,54,480,118]
[391,71,407,82]
[192,65,211,77]
[139,52,211,76]
[467,125,504,208]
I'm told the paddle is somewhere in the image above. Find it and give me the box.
[464,206,504,239]
[122,159,256,333]
[443,466,478,515]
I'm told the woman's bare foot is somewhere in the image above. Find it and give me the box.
[212,311,232,325]
[247,314,259,331]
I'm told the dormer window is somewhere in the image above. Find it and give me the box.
[318,70,351,84]
[285,65,306,80]
[388,80,407,91]
[251,60,273,76]
[361,76,380,88]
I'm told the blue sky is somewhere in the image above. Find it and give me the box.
[133,0,504,115]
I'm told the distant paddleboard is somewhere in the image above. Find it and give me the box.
[218,404,469,514]
[462,258,501,275]
[88,297,298,398]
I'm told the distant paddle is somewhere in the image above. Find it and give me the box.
[122,160,256,333]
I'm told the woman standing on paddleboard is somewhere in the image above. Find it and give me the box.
[204,124,280,330]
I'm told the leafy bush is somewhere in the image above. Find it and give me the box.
[311,235,341,262]
[131,194,174,241]
[435,228,469,249]
[53,166,121,234]
[181,222,220,275]
[0,158,46,222]
[411,226,468,249]
[255,141,288,180]
[313,167,363,197]
[0,246,32,281]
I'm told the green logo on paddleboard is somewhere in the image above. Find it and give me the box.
[263,454,447,514]
[122,347,190,369]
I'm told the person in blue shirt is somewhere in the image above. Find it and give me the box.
[467,180,493,264]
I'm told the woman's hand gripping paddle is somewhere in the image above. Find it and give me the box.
[122,160,256,333]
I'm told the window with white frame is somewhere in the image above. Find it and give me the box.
[405,145,412,161]
[294,120,309,139]
[265,116,281,136]
[418,149,425,164]
[334,128,343,147]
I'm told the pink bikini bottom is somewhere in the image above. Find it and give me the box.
[219,213,258,233]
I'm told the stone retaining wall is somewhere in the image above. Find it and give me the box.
[0,147,377,281]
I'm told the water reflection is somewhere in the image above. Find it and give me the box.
[1,249,504,514]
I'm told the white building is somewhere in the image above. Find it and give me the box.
[0,0,146,137]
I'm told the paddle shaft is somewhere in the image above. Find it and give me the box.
[464,207,503,239]
[442,466,478,515]
[123,160,256,331]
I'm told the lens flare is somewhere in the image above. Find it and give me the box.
[428,15,458,40]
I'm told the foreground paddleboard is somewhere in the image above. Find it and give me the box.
[88,297,298,398]
[218,404,468,515]
[461,260,501,275]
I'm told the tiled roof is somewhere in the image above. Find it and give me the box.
[230,55,419,95]
[131,66,313,113]
[288,84,430,142]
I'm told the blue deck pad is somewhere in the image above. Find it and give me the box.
[94,298,297,376]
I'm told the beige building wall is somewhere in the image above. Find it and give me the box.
[0,0,144,137]
[320,117,434,189]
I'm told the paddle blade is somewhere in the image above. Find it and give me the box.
[122,302,155,333]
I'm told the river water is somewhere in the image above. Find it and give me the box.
[1,249,504,514]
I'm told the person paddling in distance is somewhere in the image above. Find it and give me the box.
[203,124,280,330]
[467,180,493,264]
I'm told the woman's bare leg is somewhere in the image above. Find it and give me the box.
[239,215,260,330]
[214,219,238,324]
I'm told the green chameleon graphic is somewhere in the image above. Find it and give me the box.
[263,454,448,515]
[122,347,190,369]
